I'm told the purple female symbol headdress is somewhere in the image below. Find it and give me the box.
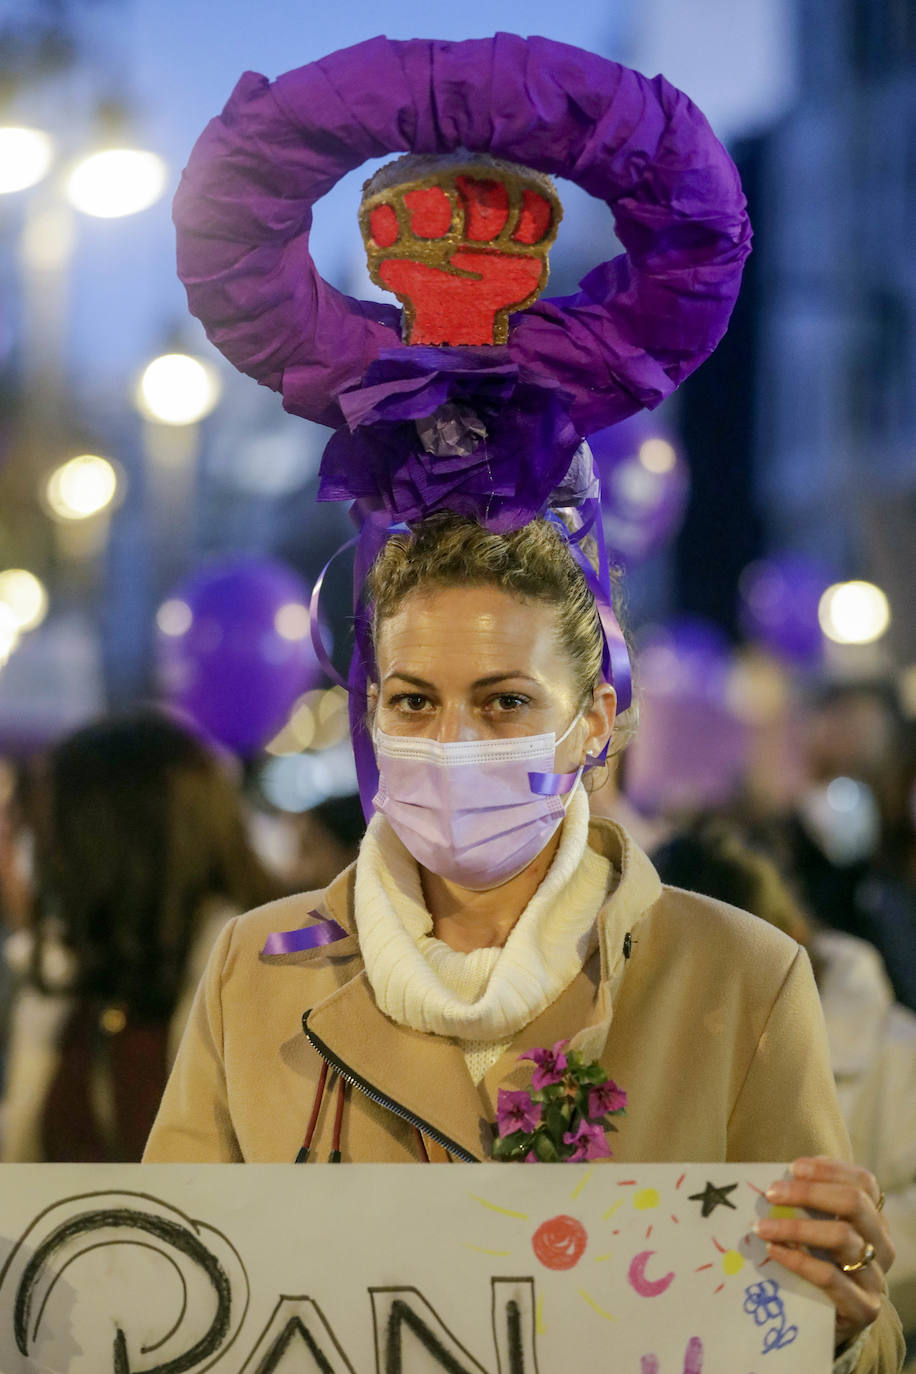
[173,34,751,810]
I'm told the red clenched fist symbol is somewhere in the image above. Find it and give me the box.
[363,172,557,346]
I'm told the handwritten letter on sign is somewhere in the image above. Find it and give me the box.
[0,1163,834,1373]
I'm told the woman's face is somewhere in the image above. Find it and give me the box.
[372,584,615,769]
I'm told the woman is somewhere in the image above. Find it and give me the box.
[146,515,902,1371]
[1,708,284,1162]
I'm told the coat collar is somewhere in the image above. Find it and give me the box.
[295,817,662,1161]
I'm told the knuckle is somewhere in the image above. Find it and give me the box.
[840,1184,860,1214]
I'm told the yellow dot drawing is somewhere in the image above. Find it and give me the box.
[634,1188,660,1211]
[578,1290,618,1321]
[722,1250,745,1276]
[469,1195,529,1220]
[767,1204,798,1220]
[570,1168,594,1201]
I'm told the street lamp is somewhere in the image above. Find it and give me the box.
[0,127,55,194]
[0,569,49,632]
[45,454,120,522]
[818,580,891,646]
[0,604,19,667]
[136,353,222,426]
[65,147,167,219]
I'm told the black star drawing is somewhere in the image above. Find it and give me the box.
[688,1180,739,1218]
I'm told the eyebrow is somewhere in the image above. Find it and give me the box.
[384,672,541,690]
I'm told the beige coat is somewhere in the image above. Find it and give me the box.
[145,819,904,1370]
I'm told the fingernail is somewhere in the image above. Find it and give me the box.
[765,1183,788,1201]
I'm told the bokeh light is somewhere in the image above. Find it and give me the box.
[0,127,54,194]
[156,598,193,637]
[65,148,167,218]
[0,570,49,632]
[137,353,222,425]
[0,604,20,664]
[818,580,891,645]
[45,454,119,521]
[637,437,677,474]
[266,687,349,756]
[274,602,311,642]
[259,741,358,812]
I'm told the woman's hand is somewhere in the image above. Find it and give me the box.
[755,1156,894,1353]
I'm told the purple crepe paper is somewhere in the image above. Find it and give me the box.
[173,35,751,436]
[319,348,580,530]
[174,35,747,810]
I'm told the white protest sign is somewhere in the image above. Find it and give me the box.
[0,1163,834,1374]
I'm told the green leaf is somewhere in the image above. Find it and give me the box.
[534,1132,559,1162]
[544,1100,569,1141]
[492,1131,523,1158]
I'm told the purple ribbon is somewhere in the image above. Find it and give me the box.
[528,768,581,795]
[309,536,359,691]
[260,915,349,956]
[545,495,633,717]
[307,510,408,819]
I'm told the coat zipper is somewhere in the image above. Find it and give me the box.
[302,1012,478,1163]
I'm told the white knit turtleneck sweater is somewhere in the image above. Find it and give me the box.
[354,786,613,1083]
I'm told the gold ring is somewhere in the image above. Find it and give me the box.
[876,1192,886,1213]
[842,1240,876,1274]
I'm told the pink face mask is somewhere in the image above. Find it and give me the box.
[372,715,582,891]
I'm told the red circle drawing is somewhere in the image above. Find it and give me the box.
[531,1215,588,1271]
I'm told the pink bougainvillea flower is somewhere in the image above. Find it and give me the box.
[588,1079,628,1119]
[519,1039,569,1089]
[497,1089,543,1137]
[563,1119,614,1162]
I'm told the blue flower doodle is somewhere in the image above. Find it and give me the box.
[743,1280,798,1355]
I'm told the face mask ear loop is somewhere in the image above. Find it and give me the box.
[527,709,584,796]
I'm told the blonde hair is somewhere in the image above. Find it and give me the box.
[367,513,612,708]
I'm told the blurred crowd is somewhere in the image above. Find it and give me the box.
[0,671,913,1348]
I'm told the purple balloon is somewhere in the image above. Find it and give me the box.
[738,553,832,665]
[155,556,323,755]
[636,616,733,706]
[589,413,690,567]
[626,617,748,813]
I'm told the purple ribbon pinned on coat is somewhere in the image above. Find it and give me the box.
[261,915,349,956]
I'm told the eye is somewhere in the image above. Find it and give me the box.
[387,692,431,713]
[488,693,529,713]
